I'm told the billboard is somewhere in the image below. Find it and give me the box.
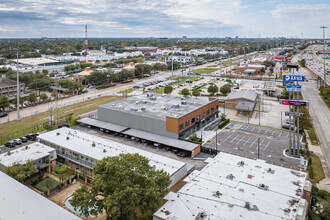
[281,100,308,106]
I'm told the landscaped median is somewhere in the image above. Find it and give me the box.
[118,88,134,94]
[195,68,219,74]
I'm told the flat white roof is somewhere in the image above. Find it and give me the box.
[38,128,186,176]
[0,142,55,167]
[0,171,81,220]
[13,57,60,66]
[154,152,309,220]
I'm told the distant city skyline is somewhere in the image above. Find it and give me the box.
[0,0,329,38]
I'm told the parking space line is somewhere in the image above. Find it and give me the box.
[236,136,245,145]
[249,138,257,148]
[230,135,239,144]
[263,141,270,151]
[257,140,264,150]
[264,129,268,135]
[271,130,275,136]
[223,133,233,142]
[258,128,262,133]
[286,133,289,138]
[243,137,251,146]
[251,126,256,132]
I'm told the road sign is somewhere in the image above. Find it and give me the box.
[283,74,305,82]
[285,111,304,117]
[323,57,329,60]
[286,85,301,92]
[280,99,308,106]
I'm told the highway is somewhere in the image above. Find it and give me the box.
[292,54,330,172]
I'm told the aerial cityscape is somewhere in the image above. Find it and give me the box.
[0,0,329,220]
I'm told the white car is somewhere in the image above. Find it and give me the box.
[13,139,22,145]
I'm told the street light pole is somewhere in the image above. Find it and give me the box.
[321,26,328,87]
[16,49,20,120]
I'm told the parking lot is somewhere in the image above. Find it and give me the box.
[203,122,301,169]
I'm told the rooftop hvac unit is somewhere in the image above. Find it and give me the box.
[147,93,153,97]
[141,107,146,112]
[103,149,107,153]
[142,100,148,104]
[181,101,187,105]
[171,104,180,109]
[150,97,157,101]
[111,103,116,106]
[92,142,96,147]
[66,136,69,140]
[135,101,141,104]
[56,132,60,136]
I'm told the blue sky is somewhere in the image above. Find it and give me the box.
[0,0,329,38]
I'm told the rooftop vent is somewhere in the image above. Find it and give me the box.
[292,181,301,186]
[181,97,185,100]
[66,136,70,140]
[7,151,11,156]
[147,93,153,97]
[25,146,29,150]
[258,183,269,191]
[150,97,157,101]
[239,188,244,192]
[226,174,235,180]
[141,107,146,112]
[181,101,187,105]
[267,168,275,174]
[195,212,207,220]
[103,149,107,153]
[135,101,141,104]
[237,161,245,166]
[56,132,60,136]
[92,142,96,147]
[212,191,222,198]
[142,100,148,104]
[245,202,259,211]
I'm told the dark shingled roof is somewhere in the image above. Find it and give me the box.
[0,77,24,88]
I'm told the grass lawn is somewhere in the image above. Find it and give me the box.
[308,127,319,145]
[309,154,325,183]
[0,96,122,145]
[118,88,134,94]
[195,68,219,74]
[33,177,61,193]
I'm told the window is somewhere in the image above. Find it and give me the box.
[81,155,84,159]
[216,105,219,109]
[179,124,184,130]
[191,117,195,123]
[207,110,210,115]
[86,157,89,161]
[50,152,54,159]
[197,115,200,120]
[202,112,205,117]
[211,107,214,113]
[185,120,189,127]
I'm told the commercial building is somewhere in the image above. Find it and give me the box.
[264,81,277,96]
[223,90,258,115]
[0,142,57,173]
[0,74,26,97]
[98,93,219,139]
[154,152,311,220]
[38,127,188,188]
[0,171,81,220]
[236,64,265,75]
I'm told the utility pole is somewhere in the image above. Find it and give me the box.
[257,138,260,159]
[321,26,328,87]
[16,49,20,120]
[215,128,218,154]
[171,48,174,77]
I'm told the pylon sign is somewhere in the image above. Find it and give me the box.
[283,74,305,82]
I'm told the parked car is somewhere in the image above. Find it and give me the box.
[0,112,8,118]
[282,124,294,130]
[5,141,16,148]
[165,146,172,151]
[13,139,22,145]
[20,137,28,143]
[25,134,36,141]
[176,151,190,157]
[172,148,179,153]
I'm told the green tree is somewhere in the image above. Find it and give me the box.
[42,69,48,75]
[164,85,173,94]
[219,85,231,95]
[0,95,10,111]
[63,89,70,97]
[192,89,201,98]
[86,71,108,86]
[135,64,151,78]
[27,92,37,104]
[6,160,38,182]
[28,77,52,92]
[12,95,23,107]
[299,59,306,67]
[118,69,134,82]
[208,84,219,96]
[70,154,171,219]
[181,88,190,97]
[260,67,265,73]
[40,92,48,102]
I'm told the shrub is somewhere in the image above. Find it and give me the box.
[31,178,39,185]
[55,166,67,174]
[312,185,319,197]
[318,190,330,200]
